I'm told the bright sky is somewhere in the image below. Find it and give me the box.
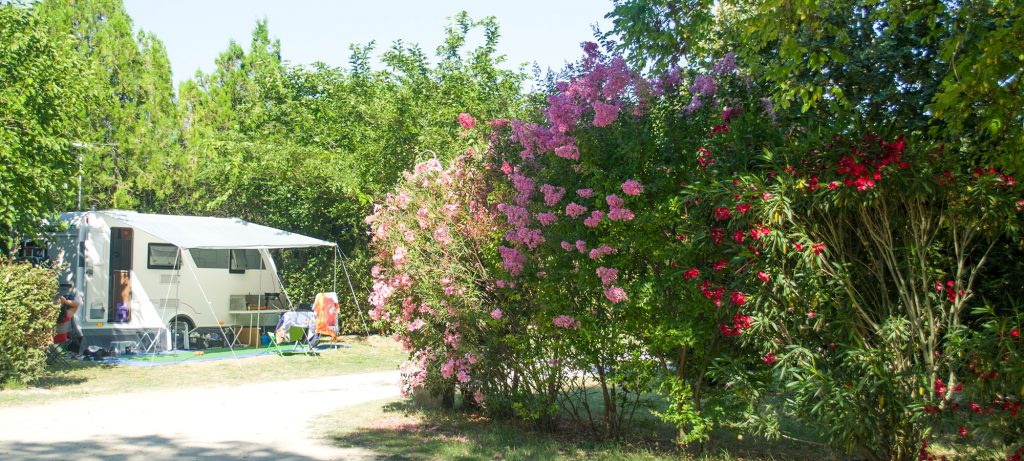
[123,0,615,86]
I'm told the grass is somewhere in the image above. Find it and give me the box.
[322,397,837,461]
[0,335,404,407]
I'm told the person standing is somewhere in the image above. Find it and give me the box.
[53,292,80,345]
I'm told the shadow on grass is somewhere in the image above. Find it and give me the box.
[0,434,325,460]
[330,401,566,461]
[329,400,836,461]
[29,361,113,389]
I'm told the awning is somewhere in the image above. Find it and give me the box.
[93,210,336,250]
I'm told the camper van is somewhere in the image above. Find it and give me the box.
[44,210,335,352]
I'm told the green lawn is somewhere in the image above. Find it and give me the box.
[322,398,836,461]
[0,335,404,407]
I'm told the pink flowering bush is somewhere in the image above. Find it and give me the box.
[367,40,1024,459]
[365,146,505,405]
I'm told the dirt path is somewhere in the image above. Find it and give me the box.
[0,371,399,460]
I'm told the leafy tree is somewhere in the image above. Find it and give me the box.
[605,0,1024,173]
[35,0,179,210]
[0,2,85,251]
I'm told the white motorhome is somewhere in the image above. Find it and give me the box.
[45,210,336,352]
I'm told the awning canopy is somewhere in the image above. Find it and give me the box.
[90,210,336,250]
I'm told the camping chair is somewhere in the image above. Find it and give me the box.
[46,343,72,368]
[265,327,319,358]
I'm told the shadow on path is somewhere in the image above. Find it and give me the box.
[0,434,384,461]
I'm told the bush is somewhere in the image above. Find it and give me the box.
[0,258,59,386]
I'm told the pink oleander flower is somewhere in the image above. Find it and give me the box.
[413,158,443,176]
[566,202,587,218]
[592,100,620,127]
[392,246,408,266]
[589,244,616,260]
[433,226,452,246]
[621,179,643,196]
[575,240,587,254]
[510,173,535,205]
[561,241,573,251]
[584,210,604,227]
[554,143,580,160]
[504,227,545,249]
[607,207,634,221]
[604,286,628,304]
[500,161,513,175]
[490,308,503,320]
[403,230,416,243]
[498,246,526,276]
[605,194,625,209]
[497,203,530,228]
[394,192,411,209]
[416,207,431,229]
[576,188,594,198]
[553,315,580,329]
[441,359,456,379]
[407,319,426,332]
[540,184,566,206]
[456,369,471,384]
[596,267,619,286]
[537,212,558,226]
[458,113,476,130]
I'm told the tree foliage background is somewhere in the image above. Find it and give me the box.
[2,0,534,331]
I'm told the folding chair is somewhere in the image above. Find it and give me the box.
[265,327,319,358]
[46,343,72,368]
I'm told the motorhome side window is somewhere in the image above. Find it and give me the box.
[191,249,263,273]
[147,243,181,269]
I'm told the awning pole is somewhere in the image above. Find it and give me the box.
[332,248,338,332]
[183,249,239,362]
[338,247,370,337]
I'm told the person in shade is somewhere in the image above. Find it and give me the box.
[54,292,80,346]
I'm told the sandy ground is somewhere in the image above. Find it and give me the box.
[0,371,400,460]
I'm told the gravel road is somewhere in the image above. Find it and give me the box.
[0,371,400,460]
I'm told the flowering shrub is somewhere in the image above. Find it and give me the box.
[676,98,1024,458]
[365,140,505,404]
[367,42,1024,458]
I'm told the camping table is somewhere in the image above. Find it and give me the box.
[227,309,287,347]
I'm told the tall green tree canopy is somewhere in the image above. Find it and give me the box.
[0,2,85,249]
[606,0,1024,172]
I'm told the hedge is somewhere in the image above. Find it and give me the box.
[0,258,59,385]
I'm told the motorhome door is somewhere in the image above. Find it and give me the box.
[108,227,133,323]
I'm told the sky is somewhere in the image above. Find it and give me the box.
[123,0,615,86]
